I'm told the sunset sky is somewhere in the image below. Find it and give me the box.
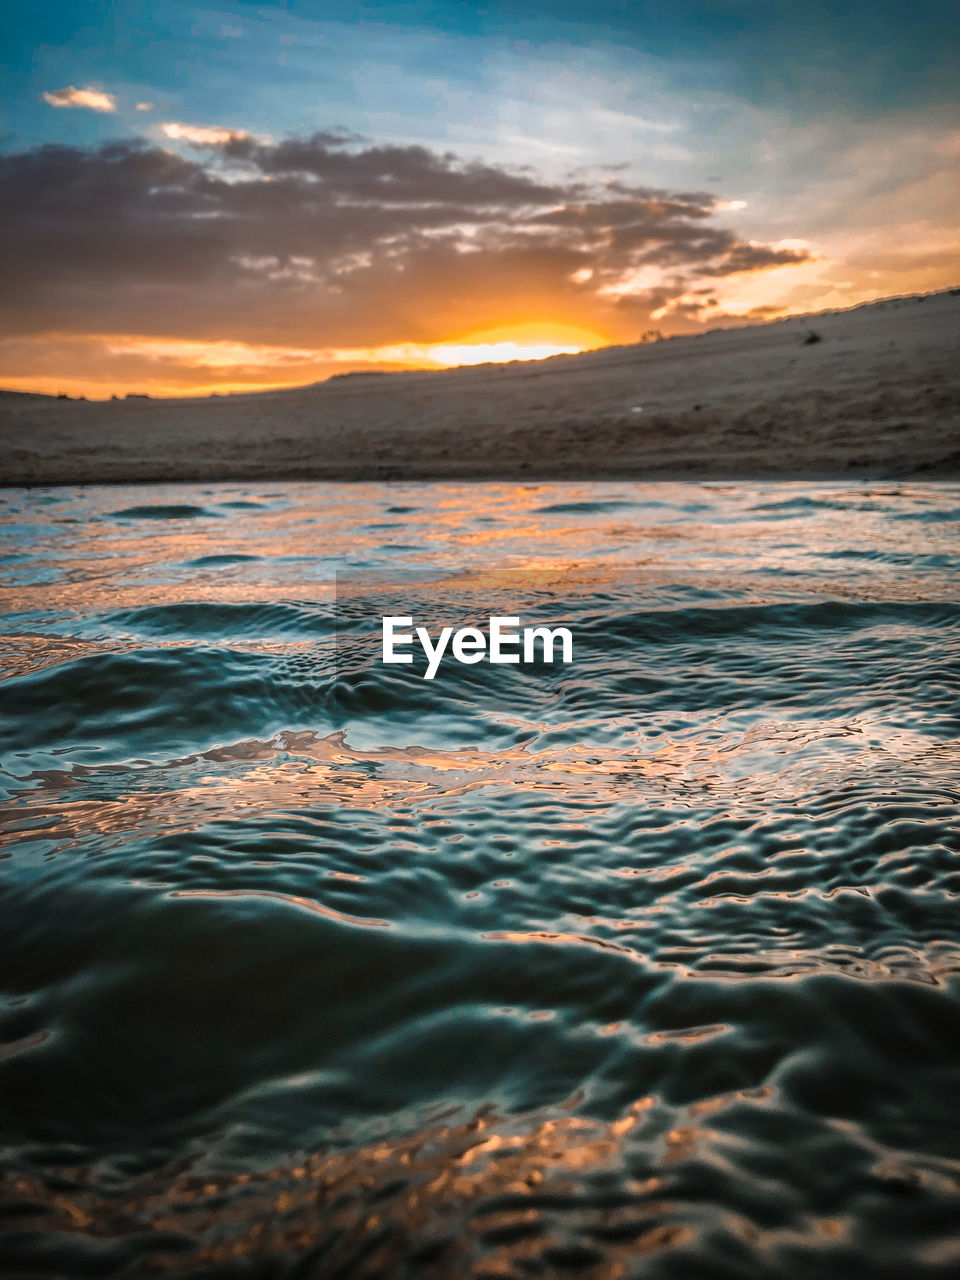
[2,0,958,397]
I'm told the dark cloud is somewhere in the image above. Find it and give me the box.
[0,131,811,348]
[701,241,812,276]
[223,133,570,206]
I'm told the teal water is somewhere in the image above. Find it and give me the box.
[0,481,958,1278]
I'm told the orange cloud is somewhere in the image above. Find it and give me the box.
[42,85,117,112]
[161,121,250,146]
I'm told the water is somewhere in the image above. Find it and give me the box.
[0,481,958,1278]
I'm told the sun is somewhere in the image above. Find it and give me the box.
[416,321,609,368]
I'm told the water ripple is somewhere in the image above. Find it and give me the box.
[0,480,958,1276]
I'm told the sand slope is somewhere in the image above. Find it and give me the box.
[1,291,958,486]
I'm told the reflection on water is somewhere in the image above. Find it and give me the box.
[0,481,959,1277]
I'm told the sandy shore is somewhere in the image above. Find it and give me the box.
[1,291,958,486]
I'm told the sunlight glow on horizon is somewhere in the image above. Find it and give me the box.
[6,326,608,399]
[408,322,609,368]
[378,340,591,367]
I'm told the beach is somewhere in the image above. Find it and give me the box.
[2,290,958,488]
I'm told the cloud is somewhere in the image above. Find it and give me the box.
[700,240,813,276]
[136,102,156,113]
[42,85,117,113]
[0,130,815,390]
[160,122,250,146]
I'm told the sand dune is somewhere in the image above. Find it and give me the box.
[1,291,958,486]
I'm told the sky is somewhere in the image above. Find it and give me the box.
[1,0,958,396]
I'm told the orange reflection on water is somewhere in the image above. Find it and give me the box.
[4,481,958,625]
[0,1099,701,1278]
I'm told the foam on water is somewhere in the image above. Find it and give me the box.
[0,481,958,1277]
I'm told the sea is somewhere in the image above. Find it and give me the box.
[0,480,958,1278]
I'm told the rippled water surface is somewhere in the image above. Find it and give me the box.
[1,481,959,1278]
